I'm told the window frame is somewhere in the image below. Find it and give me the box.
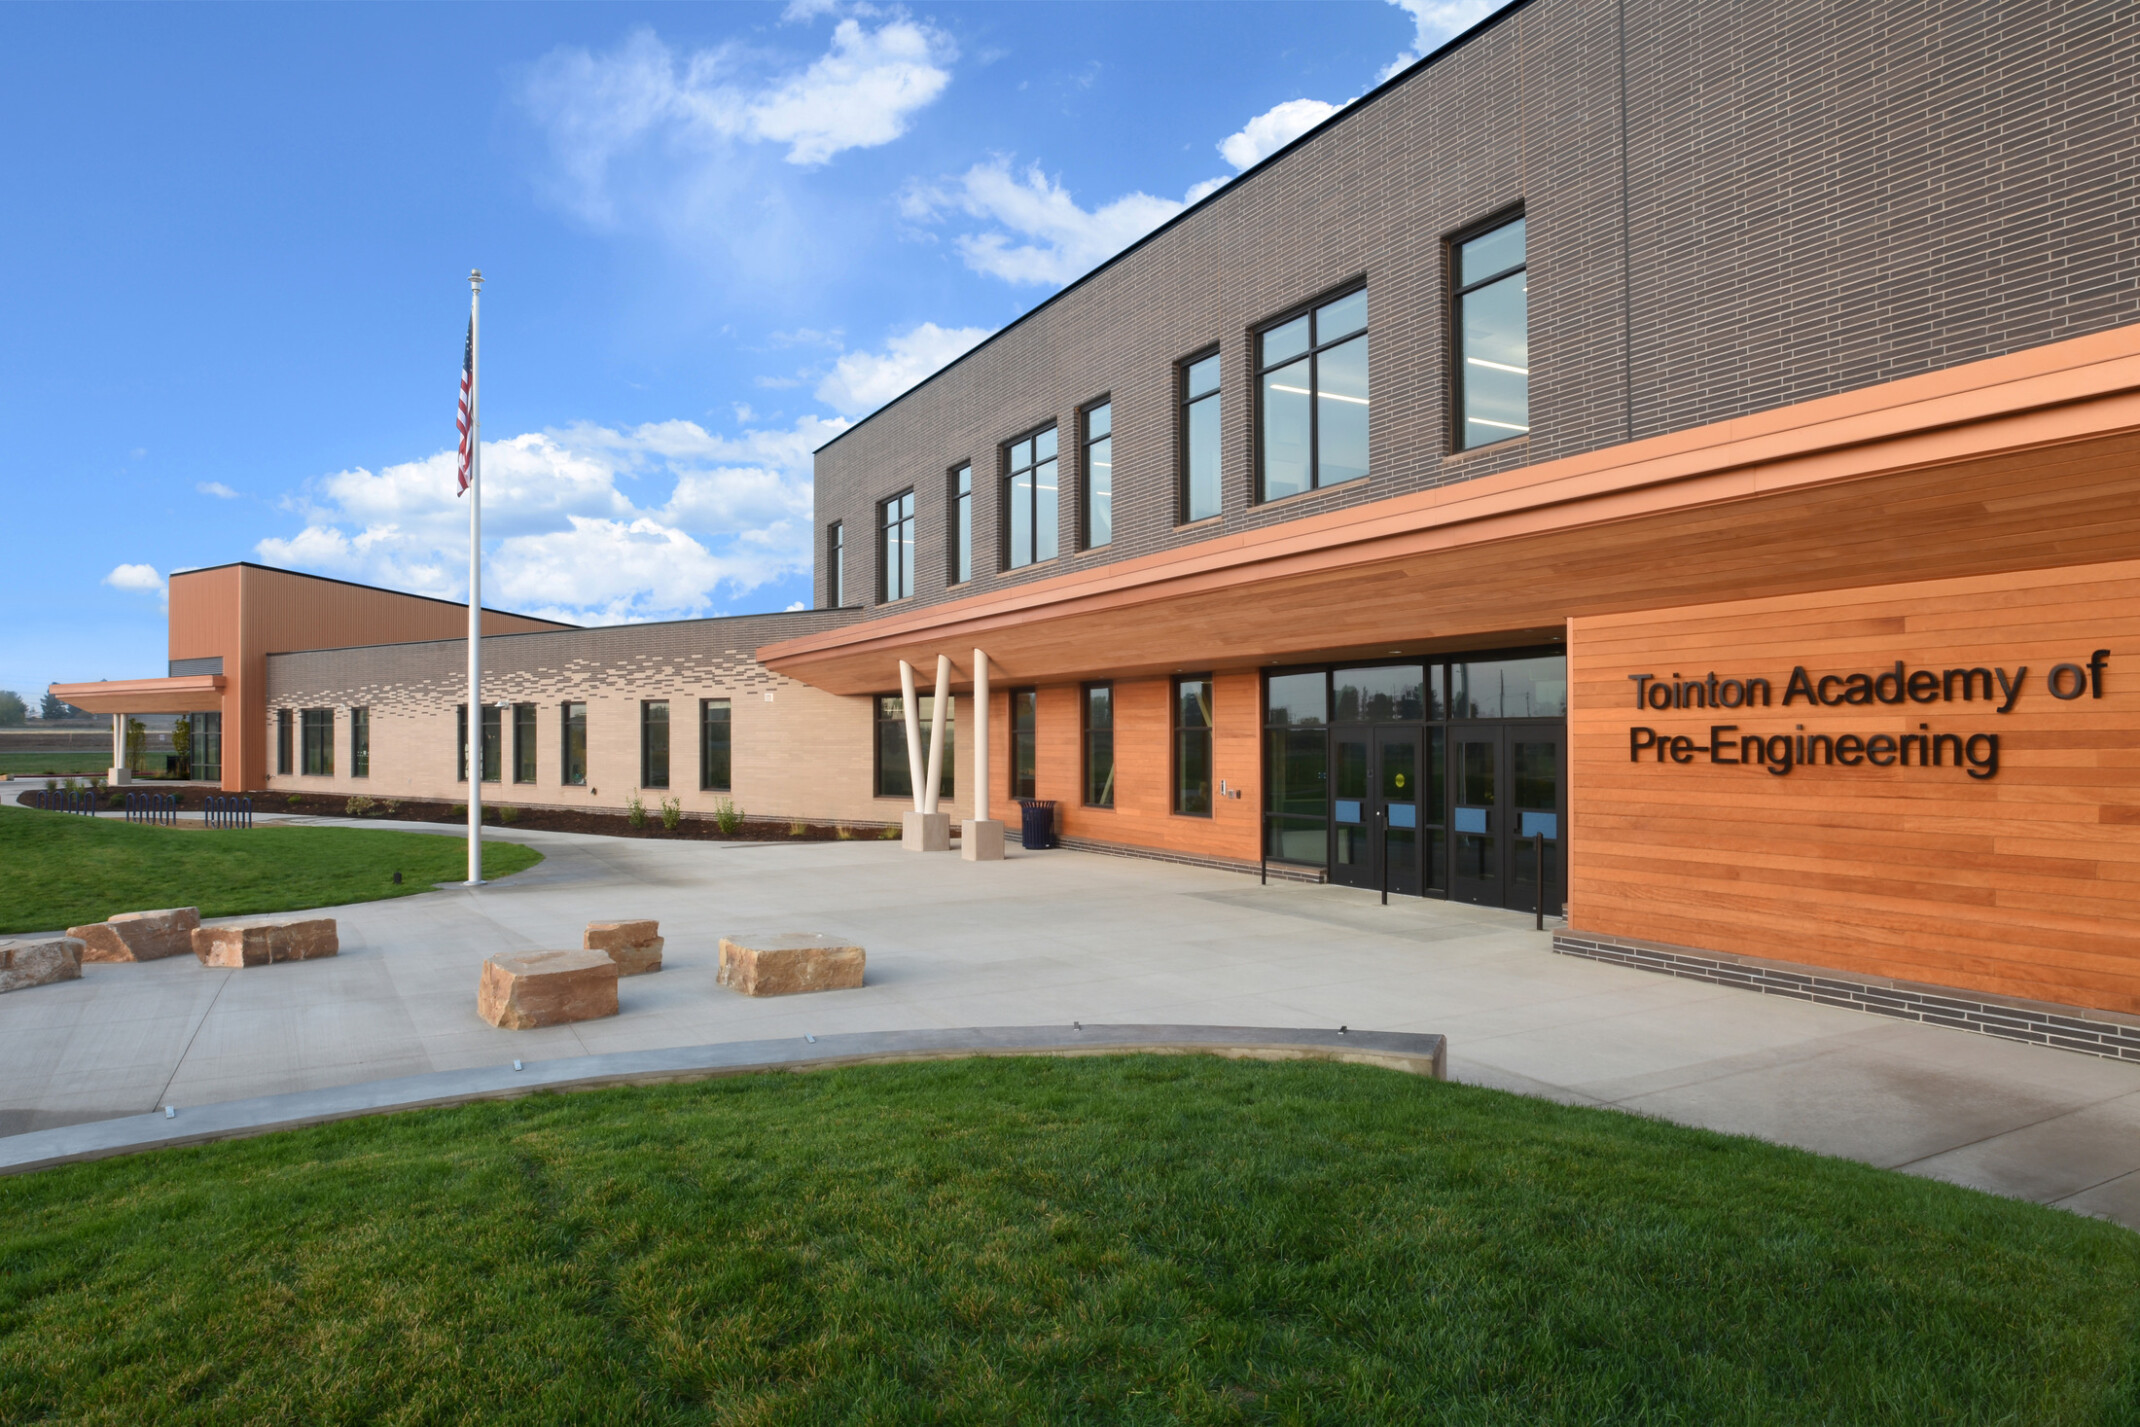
[1172,675,1214,817]
[640,699,670,789]
[561,701,588,787]
[878,488,916,603]
[1010,687,1038,801]
[948,463,973,585]
[1253,280,1369,503]
[512,703,537,784]
[827,521,845,607]
[1177,348,1222,524]
[1450,209,1528,453]
[1082,681,1115,809]
[1000,422,1060,571]
[350,706,369,779]
[300,708,334,777]
[276,708,293,776]
[1079,397,1112,551]
[700,697,732,792]
[873,693,954,800]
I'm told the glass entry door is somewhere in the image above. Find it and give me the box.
[1329,727,1441,897]
[1449,725,1563,913]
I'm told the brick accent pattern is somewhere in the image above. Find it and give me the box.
[814,0,2136,624]
[1554,930,2140,1064]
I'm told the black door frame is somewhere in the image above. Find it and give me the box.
[1447,722,1565,912]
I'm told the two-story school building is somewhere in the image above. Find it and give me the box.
[53,0,2140,1035]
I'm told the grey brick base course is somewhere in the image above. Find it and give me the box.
[1057,836,1328,885]
[1554,930,2140,1064]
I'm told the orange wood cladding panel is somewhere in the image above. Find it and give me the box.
[1568,559,2140,1015]
[992,673,1260,862]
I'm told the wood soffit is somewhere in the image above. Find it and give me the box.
[46,675,227,714]
[760,325,2140,693]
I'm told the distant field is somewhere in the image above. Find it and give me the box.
[0,751,115,777]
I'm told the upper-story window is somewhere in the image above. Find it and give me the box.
[1081,400,1112,549]
[880,490,915,602]
[1004,426,1059,570]
[949,465,973,584]
[1258,287,1368,501]
[1454,215,1527,449]
[1180,353,1221,522]
[827,521,845,607]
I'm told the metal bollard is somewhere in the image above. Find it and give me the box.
[1535,831,1546,931]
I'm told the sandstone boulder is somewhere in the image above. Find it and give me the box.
[478,949,619,1029]
[0,937,84,994]
[717,933,865,997]
[66,908,201,963]
[191,918,340,968]
[584,919,663,976]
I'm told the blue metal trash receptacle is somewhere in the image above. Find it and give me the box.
[1017,799,1057,850]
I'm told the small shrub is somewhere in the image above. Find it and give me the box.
[660,795,681,831]
[500,806,519,825]
[62,778,79,792]
[788,820,807,837]
[108,794,125,809]
[451,803,467,818]
[835,825,854,840]
[380,799,402,816]
[713,798,744,835]
[346,795,376,817]
[626,789,646,829]
[879,825,901,840]
[286,794,303,808]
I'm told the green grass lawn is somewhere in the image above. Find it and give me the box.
[0,803,542,932]
[0,1057,2132,1424]
[0,750,113,776]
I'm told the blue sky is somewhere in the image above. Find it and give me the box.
[0,0,1488,705]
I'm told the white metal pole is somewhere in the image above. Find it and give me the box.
[972,648,990,823]
[898,660,924,813]
[923,654,950,815]
[466,269,484,885]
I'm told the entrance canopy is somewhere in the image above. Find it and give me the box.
[48,675,226,714]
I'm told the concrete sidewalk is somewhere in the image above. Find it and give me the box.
[2,824,2136,1228]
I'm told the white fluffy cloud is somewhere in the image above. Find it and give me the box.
[907,159,1187,287]
[814,321,993,416]
[521,16,954,229]
[1382,0,1500,77]
[1218,98,1343,172]
[196,481,240,499]
[256,415,844,625]
[105,564,167,605]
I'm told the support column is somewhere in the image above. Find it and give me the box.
[109,713,130,786]
[900,659,949,850]
[962,647,1004,861]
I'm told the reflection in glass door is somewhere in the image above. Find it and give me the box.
[1450,730,1499,906]
[1332,734,1370,887]
[1448,727,1562,912]
[1377,728,1420,897]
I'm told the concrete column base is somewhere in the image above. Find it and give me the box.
[902,810,951,851]
[960,819,1005,861]
[107,767,131,786]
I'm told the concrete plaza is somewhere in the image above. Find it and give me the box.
[3,818,2137,1228]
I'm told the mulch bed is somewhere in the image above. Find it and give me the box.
[12,784,895,844]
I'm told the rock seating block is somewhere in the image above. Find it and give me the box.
[191,918,340,969]
[717,933,866,997]
[584,920,663,976]
[0,937,84,994]
[66,908,201,963]
[479,950,619,1030]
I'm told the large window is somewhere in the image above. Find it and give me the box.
[700,698,731,791]
[1259,287,1368,500]
[1454,215,1528,449]
[1173,676,1213,816]
[874,695,954,800]
[1083,683,1114,808]
[949,465,973,584]
[641,700,669,788]
[513,703,537,783]
[300,709,334,777]
[1010,689,1038,800]
[1264,671,1328,865]
[1081,400,1112,549]
[1180,353,1221,522]
[827,522,845,607]
[561,701,587,786]
[880,490,915,602]
[457,705,501,783]
[276,709,292,776]
[1004,426,1058,569]
[195,712,222,784]
[350,707,369,779]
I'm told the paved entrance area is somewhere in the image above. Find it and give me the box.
[3,823,2136,1227]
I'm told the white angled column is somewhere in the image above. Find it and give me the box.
[109,712,130,786]
[899,659,949,851]
[962,647,1003,861]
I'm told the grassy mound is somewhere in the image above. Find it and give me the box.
[0,804,542,932]
[1,1057,2133,1423]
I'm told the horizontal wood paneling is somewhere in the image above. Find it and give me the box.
[1569,558,2140,1014]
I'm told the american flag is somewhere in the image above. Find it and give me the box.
[455,317,474,495]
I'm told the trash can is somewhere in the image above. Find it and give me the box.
[1018,799,1058,850]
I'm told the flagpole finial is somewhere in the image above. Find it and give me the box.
[470,268,484,291]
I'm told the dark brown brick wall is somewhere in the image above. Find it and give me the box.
[815,0,2136,618]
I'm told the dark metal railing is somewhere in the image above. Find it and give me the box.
[205,795,253,830]
[25,787,99,815]
[124,791,179,826]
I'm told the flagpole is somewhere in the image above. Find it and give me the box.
[465,268,485,886]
